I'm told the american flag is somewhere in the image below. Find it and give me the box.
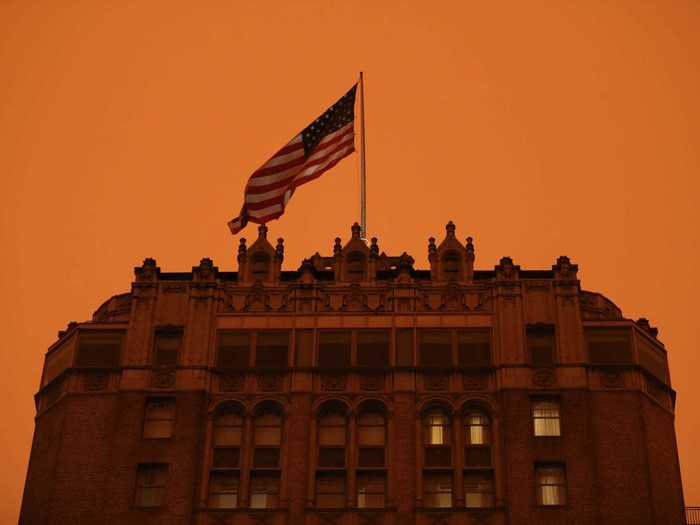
[228,84,358,234]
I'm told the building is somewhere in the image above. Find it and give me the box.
[20,222,686,525]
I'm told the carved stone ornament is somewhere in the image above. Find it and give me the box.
[220,373,245,392]
[321,374,347,391]
[84,372,109,391]
[531,368,556,388]
[440,282,466,311]
[257,373,283,392]
[601,370,624,388]
[462,373,488,391]
[424,373,449,391]
[135,257,159,282]
[194,257,217,281]
[243,282,272,312]
[360,373,385,391]
[341,283,369,312]
[151,370,175,388]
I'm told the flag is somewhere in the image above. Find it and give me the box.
[228,84,358,234]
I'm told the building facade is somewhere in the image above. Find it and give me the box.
[20,222,685,525]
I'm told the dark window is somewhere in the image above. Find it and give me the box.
[347,252,366,281]
[443,252,460,281]
[295,330,314,367]
[143,399,175,439]
[420,330,452,367]
[527,325,556,366]
[213,407,242,468]
[396,329,414,366]
[423,472,452,508]
[319,448,346,468]
[316,472,346,508]
[251,253,270,280]
[134,464,167,507]
[255,332,289,368]
[209,471,239,508]
[153,329,181,366]
[319,412,346,468]
[536,464,567,505]
[253,448,280,468]
[638,336,668,383]
[357,472,386,508]
[318,331,351,368]
[75,331,122,368]
[457,331,491,366]
[213,448,240,469]
[464,472,494,508]
[253,411,282,468]
[250,472,280,508]
[425,447,452,467]
[586,327,633,364]
[217,332,250,369]
[357,331,389,367]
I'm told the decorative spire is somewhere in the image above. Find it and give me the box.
[334,237,342,256]
[237,238,247,262]
[370,237,379,256]
[466,237,474,260]
[446,220,456,237]
[351,222,362,239]
[275,238,284,261]
[428,237,437,256]
[258,224,268,239]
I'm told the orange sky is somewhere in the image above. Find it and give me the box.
[1,1,699,520]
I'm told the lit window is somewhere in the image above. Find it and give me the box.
[134,464,167,507]
[536,464,567,506]
[143,399,175,439]
[209,471,239,509]
[316,472,346,508]
[424,472,452,508]
[357,472,386,508]
[424,410,450,445]
[532,400,561,437]
[465,412,489,445]
[464,472,494,508]
[250,473,280,509]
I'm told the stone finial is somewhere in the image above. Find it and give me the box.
[428,237,437,256]
[58,321,79,338]
[495,256,518,280]
[258,224,268,239]
[351,222,362,239]
[370,237,379,256]
[135,257,159,281]
[466,237,474,258]
[237,238,247,262]
[553,255,578,280]
[194,257,217,281]
[398,252,414,271]
[636,318,659,338]
[334,237,342,256]
[275,238,284,261]
[446,220,456,237]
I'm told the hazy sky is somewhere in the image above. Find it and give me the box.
[1,1,699,520]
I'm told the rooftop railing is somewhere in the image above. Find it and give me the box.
[687,507,700,524]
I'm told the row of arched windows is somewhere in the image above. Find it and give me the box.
[205,399,521,510]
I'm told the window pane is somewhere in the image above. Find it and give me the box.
[358,448,385,468]
[154,331,181,366]
[464,473,493,508]
[464,447,491,467]
[457,331,491,366]
[318,331,351,368]
[318,448,346,468]
[533,401,561,437]
[250,474,280,509]
[256,332,289,368]
[357,331,389,367]
[358,426,385,446]
[465,412,489,445]
[76,332,123,368]
[357,473,386,508]
[212,448,240,468]
[135,464,167,507]
[425,447,452,467]
[316,473,345,508]
[255,413,282,445]
[424,411,450,445]
[319,413,346,446]
[537,465,567,506]
[253,448,280,468]
[420,330,451,366]
[424,473,452,508]
[209,472,239,509]
[143,399,174,439]
[396,329,414,366]
[218,333,250,369]
[214,412,243,446]
[527,326,556,366]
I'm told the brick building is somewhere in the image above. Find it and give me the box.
[20,222,686,524]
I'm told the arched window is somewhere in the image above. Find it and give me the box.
[346,252,366,281]
[422,407,453,508]
[251,253,270,281]
[463,408,494,508]
[465,411,490,446]
[209,404,244,508]
[357,407,387,508]
[424,409,450,446]
[442,252,460,281]
[250,407,283,509]
[316,406,348,508]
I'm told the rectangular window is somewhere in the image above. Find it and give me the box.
[532,400,561,437]
[153,329,182,367]
[134,464,167,507]
[318,448,346,468]
[396,329,414,366]
[464,447,491,468]
[209,471,239,509]
[423,472,453,508]
[318,331,351,369]
[75,331,123,368]
[357,330,389,367]
[464,472,494,508]
[217,332,250,369]
[212,448,240,469]
[536,464,567,506]
[316,472,346,508]
[255,332,289,368]
[253,448,280,468]
[527,325,556,366]
[457,330,491,367]
[357,472,386,508]
[420,330,452,367]
[250,472,280,509]
[585,327,633,364]
[295,330,314,367]
[358,448,385,468]
[143,398,175,439]
[425,447,452,468]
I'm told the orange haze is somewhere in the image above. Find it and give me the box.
[1,1,699,520]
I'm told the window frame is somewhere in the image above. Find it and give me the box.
[142,398,175,440]
[531,398,562,437]
[535,463,567,507]
[134,463,168,509]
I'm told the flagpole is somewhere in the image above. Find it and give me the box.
[359,71,367,240]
